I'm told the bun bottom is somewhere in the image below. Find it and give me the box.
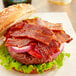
[13,65,56,74]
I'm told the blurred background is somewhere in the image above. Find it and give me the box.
[0,0,76,33]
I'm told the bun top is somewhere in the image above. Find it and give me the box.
[0,3,36,37]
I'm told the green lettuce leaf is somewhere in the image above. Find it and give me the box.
[0,43,70,74]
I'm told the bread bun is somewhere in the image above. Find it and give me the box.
[13,65,56,74]
[0,3,36,37]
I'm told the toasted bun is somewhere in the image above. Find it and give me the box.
[0,3,36,37]
[13,65,56,74]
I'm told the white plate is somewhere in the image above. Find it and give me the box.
[0,13,76,76]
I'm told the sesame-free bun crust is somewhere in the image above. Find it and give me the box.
[13,65,56,74]
[0,3,36,37]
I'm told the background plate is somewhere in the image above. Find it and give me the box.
[0,13,76,76]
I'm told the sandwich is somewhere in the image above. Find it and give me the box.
[0,4,72,74]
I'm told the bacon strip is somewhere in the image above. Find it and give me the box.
[54,31,73,43]
[35,40,60,59]
[23,18,63,31]
[45,22,63,31]
[5,38,33,47]
[9,23,54,45]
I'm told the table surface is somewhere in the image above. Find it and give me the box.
[0,0,76,33]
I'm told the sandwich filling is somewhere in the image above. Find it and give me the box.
[0,43,70,73]
[0,18,72,73]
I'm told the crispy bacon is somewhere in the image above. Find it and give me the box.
[10,22,25,30]
[5,38,33,48]
[23,18,63,31]
[54,31,73,43]
[35,40,60,59]
[8,23,54,45]
[45,22,63,31]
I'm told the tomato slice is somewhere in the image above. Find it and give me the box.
[28,50,43,58]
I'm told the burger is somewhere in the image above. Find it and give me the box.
[0,4,72,74]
